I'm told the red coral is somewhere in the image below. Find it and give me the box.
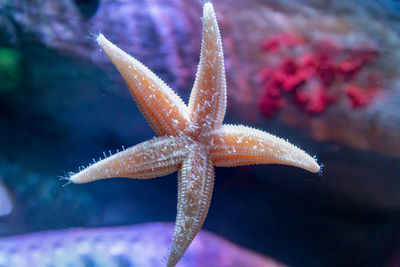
[279,58,306,91]
[294,85,337,115]
[260,95,285,117]
[260,33,304,53]
[301,54,318,69]
[337,57,364,78]
[258,32,382,118]
[346,85,377,108]
[257,67,273,83]
[317,61,336,87]
[304,87,337,115]
[338,48,379,80]
[261,36,281,53]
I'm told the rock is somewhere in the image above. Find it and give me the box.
[0,223,283,267]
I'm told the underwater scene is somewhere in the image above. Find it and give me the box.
[1,0,400,266]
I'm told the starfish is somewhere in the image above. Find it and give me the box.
[68,2,320,266]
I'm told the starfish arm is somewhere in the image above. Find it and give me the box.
[97,34,189,136]
[188,2,226,134]
[167,144,214,267]
[208,125,320,173]
[69,136,188,184]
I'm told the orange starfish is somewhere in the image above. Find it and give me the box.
[68,2,320,266]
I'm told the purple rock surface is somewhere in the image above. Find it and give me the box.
[0,223,283,267]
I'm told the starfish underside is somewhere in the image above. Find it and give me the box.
[69,3,320,267]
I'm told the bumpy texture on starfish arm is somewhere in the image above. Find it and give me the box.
[209,125,320,173]
[69,136,189,183]
[67,2,320,267]
[168,143,214,267]
[188,2,226,135]
[97,34,189,136]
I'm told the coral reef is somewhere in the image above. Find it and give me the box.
[258,33,381,117]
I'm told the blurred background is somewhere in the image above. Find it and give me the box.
[0,0,400,266]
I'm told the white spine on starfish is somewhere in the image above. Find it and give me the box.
[167,143,214,267]
[69,136,188,183]
[188,2,226,135]
[97,34,189,136]
[208,124,320,173]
